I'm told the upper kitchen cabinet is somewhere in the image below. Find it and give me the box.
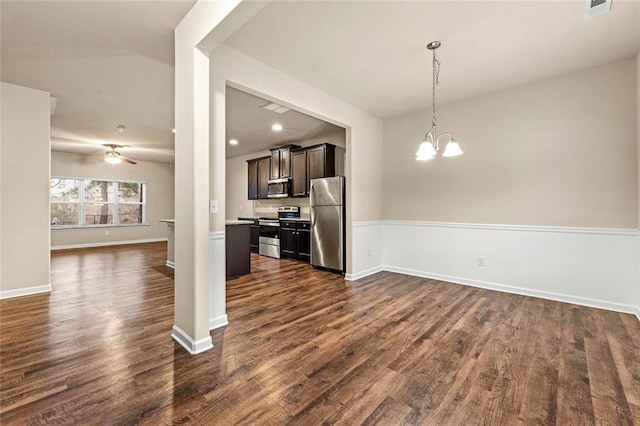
[247,159,258,200]
[247,156,271,200]
[307,144,336,183]
[290,149,307,197]
[270,145,300,180]
[247,143,339,199]
[258,157,270,199]
[295,143,336,196]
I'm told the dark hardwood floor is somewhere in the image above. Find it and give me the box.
[1,242,639,425]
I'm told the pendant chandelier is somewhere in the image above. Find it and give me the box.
[416,41,463,160]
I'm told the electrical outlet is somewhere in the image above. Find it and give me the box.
[477,256,485,267]
[105,230,109,236]
[209,200,218,213]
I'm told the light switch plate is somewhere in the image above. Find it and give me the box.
[209,200,218,213]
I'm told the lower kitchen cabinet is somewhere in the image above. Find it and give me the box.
[280,220,310,262]
[238,218,260,253]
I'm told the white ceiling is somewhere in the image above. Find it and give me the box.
[225,0,640,119]
[226,87,343,158]
[2,1,638,163]
[1,0,195,164]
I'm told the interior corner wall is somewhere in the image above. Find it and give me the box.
[380,58,639,315]
[0,82,51,297]
[50,151,175,248]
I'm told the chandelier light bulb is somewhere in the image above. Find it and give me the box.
[442,139,464,157]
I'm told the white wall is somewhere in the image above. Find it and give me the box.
[50,151,174,248]
[383,222,638,314]
[0,82,51,298]
[377,58,640,316]
[225,129,346,220]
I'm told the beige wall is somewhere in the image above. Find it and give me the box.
[383,58,637,228]
[50,151,174,247]
[1,82,51,293]
[225,129,346,220]
[636,48,640,314]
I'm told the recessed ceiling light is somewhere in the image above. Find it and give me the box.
[272,123,283,132]
[229,139,239,145]
[116,124,126,133]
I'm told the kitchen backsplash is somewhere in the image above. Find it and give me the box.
[254,198,310,218]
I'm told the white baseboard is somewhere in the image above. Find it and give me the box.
[209,314,229,330]
[0,284,52,300]
[166,260,175,269]
[345,266,384,281]
[171,325,213,355]
[635,306,640,322]
[51,238,167,250]
[383,265,638,316]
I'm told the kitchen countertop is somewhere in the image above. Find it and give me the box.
[237,216,310,222]
[226,220,254,226]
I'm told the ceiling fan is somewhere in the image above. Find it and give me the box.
[103,144,137,165]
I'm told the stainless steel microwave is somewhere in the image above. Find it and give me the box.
[267,178,290,198]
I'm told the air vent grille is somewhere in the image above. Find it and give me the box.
[585,0,612,19]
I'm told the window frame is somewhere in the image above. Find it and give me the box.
[51,177,148,229]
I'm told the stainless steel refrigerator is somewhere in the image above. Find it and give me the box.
[310,176,345,272]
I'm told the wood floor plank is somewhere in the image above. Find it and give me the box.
[1,243,639,425]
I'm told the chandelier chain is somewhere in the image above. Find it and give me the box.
[431,49,440,129]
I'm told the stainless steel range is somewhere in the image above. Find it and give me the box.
[258,206,300,258]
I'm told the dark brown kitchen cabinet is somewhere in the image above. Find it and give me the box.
[249,220,259,252]
[257,156,270,199]
[247,159,258,200]
[270,145,299,180]
[225,223,251,279]
[290,149,307,197]
[279,222,296,257]
[247,156,271,200]
[248,143,336,199]
[280,220,310,262]
[307,144,336,186]
[239,217,260,253]
[290,143,336,196]
[296,221,311,262]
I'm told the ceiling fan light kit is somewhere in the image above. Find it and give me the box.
[105,151,122,164]
[416,41,464,161]
[103,144,137,165]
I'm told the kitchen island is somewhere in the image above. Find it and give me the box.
[159,219,252,279]
[225,220,253,279]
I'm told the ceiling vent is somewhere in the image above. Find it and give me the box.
[585,0,612,19]
[261,102,291,114]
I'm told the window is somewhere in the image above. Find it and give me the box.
[50,178,146,228]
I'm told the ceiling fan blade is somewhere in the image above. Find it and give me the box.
[121,156,138,165]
